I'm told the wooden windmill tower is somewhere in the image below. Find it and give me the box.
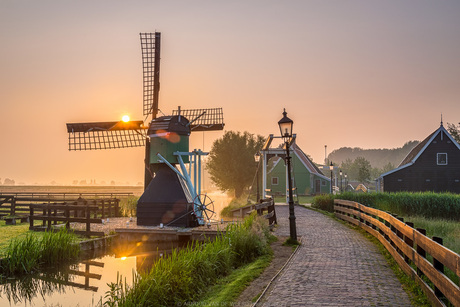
[66,32,224,227]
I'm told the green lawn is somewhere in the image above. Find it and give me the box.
[274,195,315,204]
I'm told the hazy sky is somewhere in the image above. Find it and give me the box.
[1,1,460,185]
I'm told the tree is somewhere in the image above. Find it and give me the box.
[355,157,372,183]
[206,131,265,198]
[447,122,460,143]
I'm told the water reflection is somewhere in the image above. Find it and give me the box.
[0,242,172,306]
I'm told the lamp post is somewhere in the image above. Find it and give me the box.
[254,152,261,203]
[344,173,348,192]
[329,161,334,194]
[339,169,343,193]
[278,109,297,241]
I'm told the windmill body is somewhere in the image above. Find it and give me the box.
[66,32,224,227]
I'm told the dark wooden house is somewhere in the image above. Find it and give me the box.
[377,123,460,193]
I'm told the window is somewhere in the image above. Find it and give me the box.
[437,153,448,165]
[321,180,326,186]
[271,177,279,185]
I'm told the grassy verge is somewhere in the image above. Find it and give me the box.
[104,214,272,306]
[0,228,80,276]
[199,254,272,306]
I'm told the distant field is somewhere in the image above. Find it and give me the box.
[0,185,144,196]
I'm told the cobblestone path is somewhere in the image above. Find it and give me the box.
[259,205,412,306]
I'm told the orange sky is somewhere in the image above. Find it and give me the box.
[1,1,460,185]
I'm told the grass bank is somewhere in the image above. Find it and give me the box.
[104,214,273,306]
[0,228,80,276]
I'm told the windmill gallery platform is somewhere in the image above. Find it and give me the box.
[71,217,225,251]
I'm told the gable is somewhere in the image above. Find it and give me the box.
[382,125,460,178]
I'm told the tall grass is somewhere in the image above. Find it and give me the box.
[104,214,272,306]
[314,191,460,221]
[0,228,80,276]
[119,196,138,217]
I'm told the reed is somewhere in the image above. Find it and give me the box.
[105,214,272,306]
[0,228,80,276]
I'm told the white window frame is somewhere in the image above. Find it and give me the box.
[271,177,279,185]
[437,153,448,165]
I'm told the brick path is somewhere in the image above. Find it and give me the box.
[259,205,412,306]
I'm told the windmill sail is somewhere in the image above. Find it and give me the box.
[172,108,224,131]
[140,32,161,119]
[66,121,146,151]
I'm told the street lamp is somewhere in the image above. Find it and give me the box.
[344,173,348,192]
[339,169,343,193]
[278,109,297,241]
[254,152,261,203]
[329,161,334,194]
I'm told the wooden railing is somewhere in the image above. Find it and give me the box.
[1,195,120,219]
[230,198,277,228]
[334,199,460,307]
[29,198,120,237]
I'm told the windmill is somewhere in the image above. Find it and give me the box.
[66,32,224,227]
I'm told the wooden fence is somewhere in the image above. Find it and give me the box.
[334,199,460,307]
[28,198,120,237]
[0,195,120,219]
[230,198,277,228]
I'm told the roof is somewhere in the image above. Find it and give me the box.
[261,135,330,181]
[381,124,460,178]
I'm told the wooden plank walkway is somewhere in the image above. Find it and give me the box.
[259,205,413,306]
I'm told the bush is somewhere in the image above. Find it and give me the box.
[119,196,138,217]
[312,194,334,212]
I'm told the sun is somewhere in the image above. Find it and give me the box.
[122,115,130,122]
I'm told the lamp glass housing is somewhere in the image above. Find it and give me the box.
[254,152,261,163]
[278,109,293,140]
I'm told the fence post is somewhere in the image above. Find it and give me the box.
[65,202,70,229]
[396,217,404,257]
[101,199,105,219]
[11,197,16,216]
[416,228,427,277]
[115,199,120,217]
[432,236,445,299]
[29,205,34,230]
[47,204,52,230]
[85,201,91,237]
[404,222,414,264]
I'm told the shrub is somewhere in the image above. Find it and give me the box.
[119,196,138,217]
[312,194,334,212]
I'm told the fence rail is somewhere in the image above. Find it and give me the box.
[230,198,277,228]
[0,195,120,219]
[29,198,119,237]
[334,199,460,307]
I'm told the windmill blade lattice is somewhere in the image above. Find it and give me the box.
[172,108,224,131]
[66,121,146,151]
[140,32,161,118]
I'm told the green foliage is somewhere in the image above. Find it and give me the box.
[206,131,265,198]
[328,141,419,170]
[311,194,334,212]
[220,198,250,218]
[199,254,272,306]
[322,191,460,221]
[446,122,460,143]
[0,228,80,276]
[119,196,138,217]
[104,214,271,306]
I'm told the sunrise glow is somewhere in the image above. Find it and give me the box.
[122,115,130,123]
